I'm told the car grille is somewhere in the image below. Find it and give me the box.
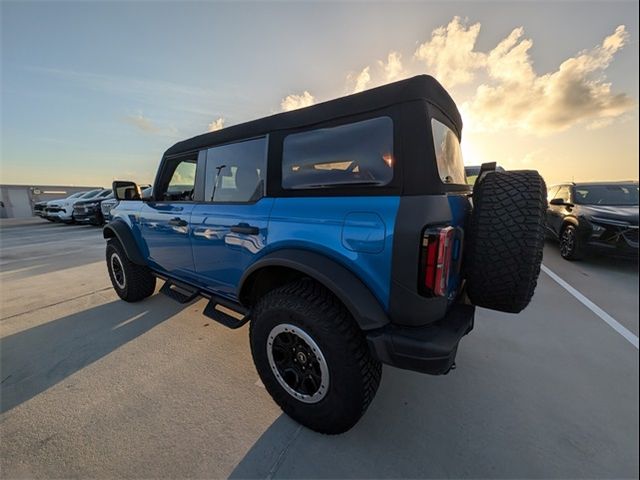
[594,221,639,248]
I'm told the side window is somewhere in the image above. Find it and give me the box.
[160,158,197,201]
[431,119,466,185]
[547,186,560,202]
[282,117,394,189]
[205,137,266,202]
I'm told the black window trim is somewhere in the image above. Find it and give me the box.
[151,152,202,204]
[201,135,269,205]
[267,106,402,198]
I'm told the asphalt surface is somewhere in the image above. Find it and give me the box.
[0,218,638,478]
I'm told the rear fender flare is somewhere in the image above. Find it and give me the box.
[238,249,390,331]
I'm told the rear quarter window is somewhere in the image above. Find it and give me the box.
[431,119,466,185]
[282,117,394,189]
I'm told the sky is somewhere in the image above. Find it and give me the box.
[1,1,638,187]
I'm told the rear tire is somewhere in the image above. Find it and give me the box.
[106,239,156,302]
[250,279,382,434]
[465,170,547,313]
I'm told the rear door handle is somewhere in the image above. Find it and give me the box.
[168,217,188,227]
[230,223,259,235]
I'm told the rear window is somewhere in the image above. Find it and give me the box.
[431,119,466,185]
[282,117,394,189]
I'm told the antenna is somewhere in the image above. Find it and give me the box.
[210,165,227,202]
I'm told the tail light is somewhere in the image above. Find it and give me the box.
[421,226,456,297]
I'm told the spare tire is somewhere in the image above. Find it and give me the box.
[465,170,547,313]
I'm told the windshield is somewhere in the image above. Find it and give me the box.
[574,184,639,206]
[80,189,103,199]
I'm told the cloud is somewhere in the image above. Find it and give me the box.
[123,112,161,133]
[414,16,486,88]
[208,117,225,132]
[280,91,315,111]
[350,66,371,93]
[378,52,405,82]
[464,24,634,134]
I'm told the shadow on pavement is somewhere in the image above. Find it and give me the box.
[0,295,185,413]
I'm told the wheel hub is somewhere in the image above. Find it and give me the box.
[110,252,126,289]
[267,324,329,404]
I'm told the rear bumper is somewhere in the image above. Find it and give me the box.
[367,303,475,375]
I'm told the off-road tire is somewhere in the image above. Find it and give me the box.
[559,224,585,261]
[250,279,382,434]
[106,239,156,302]
[465,170,547,313]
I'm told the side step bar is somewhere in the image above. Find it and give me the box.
[203,297,250,329]
[159,277,250,329]
[160,280,199,304]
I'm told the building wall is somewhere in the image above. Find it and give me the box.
[0,185,102,219]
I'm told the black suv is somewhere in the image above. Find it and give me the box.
[546,182,639,260]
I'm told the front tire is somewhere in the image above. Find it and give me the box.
[250,279,382,434]
[560,225,584,260]
[106,239,156,302]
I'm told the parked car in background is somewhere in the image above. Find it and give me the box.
[73,189,113,225]
[45,189,107,223]
[546,181,639,260]
[42,191,87,222]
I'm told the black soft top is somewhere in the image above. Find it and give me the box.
[164,75,461,157]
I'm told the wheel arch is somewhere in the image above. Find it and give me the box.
[103,220,147,266]
[561,216,579,231]
[239,249,390,331]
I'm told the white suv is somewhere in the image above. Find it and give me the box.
[46,189,108,223]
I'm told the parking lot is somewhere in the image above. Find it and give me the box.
[0,218,637,478]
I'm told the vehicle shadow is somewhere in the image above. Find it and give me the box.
[0,295,185,414]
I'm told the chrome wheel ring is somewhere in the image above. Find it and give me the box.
[266,324,329,404]
[110,252,126,290]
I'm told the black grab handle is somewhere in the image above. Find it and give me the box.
[230,223,259,235]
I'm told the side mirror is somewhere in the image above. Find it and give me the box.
[113,181,141,201]
[549,198,573,207]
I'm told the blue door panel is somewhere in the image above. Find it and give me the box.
[139,202,196,278]
[190,198,274,298]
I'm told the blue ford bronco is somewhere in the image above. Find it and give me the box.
[104,75,547,434]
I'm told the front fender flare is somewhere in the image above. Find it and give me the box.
[103,220,146,265]
[239,249,390,331]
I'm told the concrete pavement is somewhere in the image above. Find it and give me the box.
[1,219,638,478]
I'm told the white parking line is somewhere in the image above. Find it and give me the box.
[541,264,639,349]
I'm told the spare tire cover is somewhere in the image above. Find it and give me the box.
[464,170,547,313]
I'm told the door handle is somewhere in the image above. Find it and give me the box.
[168,217,188,227]
[230,223,259,235]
